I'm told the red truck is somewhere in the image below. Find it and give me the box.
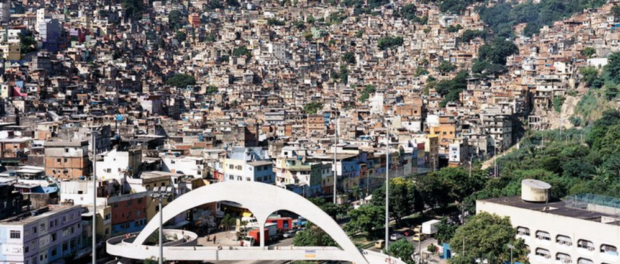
[266,217,293,231]
[243,223,278,246]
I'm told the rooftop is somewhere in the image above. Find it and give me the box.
[481,196,620,226]
[0,205,81,225]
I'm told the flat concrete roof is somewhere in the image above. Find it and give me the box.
[482,196,620,225]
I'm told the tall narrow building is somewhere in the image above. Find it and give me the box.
[0,0,10,24]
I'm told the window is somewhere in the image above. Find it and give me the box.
[229,165,234,169]
[228,175,234,180]
[33,227,37,233]
[51,233,57,242]
[237,176,242,181]
[246,177,251,181]
[24,246,29,253]
[62,243,68,251]
[51,248,57,257]
[171,160,176,164]
[56,158,61,162]
[10,230,20,239]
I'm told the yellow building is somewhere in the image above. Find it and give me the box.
[0,43,21,61]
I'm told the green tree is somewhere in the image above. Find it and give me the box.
[435,217,457,244]
[384,239,415,264]
[18,33,36,54]
[603,52,620,84]
[359,85,376,102]
[582,47,597,58]
[175,31,187,42]
[415,67,429,76]
[343,52,356,64]
[377,36,404,50]
[307,15,315,24]
[449,212,528,264]
[344,205,385,238]
[168,10,183,29]
[400,3,418,20]
[233,46,251,58]
[206,85,218,95]
[227,0,240,6]
[553,96,565,113]
[356,30,364,38]
[267,18,285,26]
[460,30,484,43]
[303,101,323,114]
[293,222,337,246]
[121,0,144,19]
[437,60,456,74]
[580,66,602,88]
[370,178,421,226]
[166,74,196,88]
[612,5,620,22]
[309,197,345,220]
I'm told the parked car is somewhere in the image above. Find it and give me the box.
[413,225,422,233]
[412,233,426,242]
[401,229,414,236]
[283,230,296,238]
[390,232,404,241]
[374,240,385,249]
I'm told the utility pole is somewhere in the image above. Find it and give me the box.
[92,132,97,264]
[469,155,472,178]
[333,115,338,204]
[385,118,390,251]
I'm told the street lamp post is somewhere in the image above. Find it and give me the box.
[384,119,390,251]
[91,131,97,264]
[507,244,515,264]
[150,186,173,264]
[333,116,338,204]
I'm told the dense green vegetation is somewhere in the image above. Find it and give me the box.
[461,110,620,212]
[459,30,486,43]
[331,65,349,83]
[206,85,218,95]
[19,32,36,54]
[421,0,482,14]
[582,47,597,58]
[233,46,251,58]
[166,74,196,88]
[267,18,285,26]
[449,213,528,264]
[293,222,337,246]
[121,0,145,19]
[343,52,356,64]
[344,204,385,238]
[370,178,423,226]
[446,24,462,33]
[430,70,468,106]
[472,38,518,78]
[377,36,404,50]
[168,10,184,30]
[479,0,607,38]
[303,101,323,114]
[437,60,456,74]
[384,239,415,264]
[359,85,376,102]
[553,96,565,113]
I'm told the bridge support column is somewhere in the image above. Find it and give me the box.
[259,222,265,248]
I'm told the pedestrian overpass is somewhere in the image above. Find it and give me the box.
[106,181,406,264]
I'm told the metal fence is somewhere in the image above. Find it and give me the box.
[564,194,620,216]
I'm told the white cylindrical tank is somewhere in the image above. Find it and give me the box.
[521,179,551,202]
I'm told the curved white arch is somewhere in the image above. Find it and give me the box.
[133,181,369,264]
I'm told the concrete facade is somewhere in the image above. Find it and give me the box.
[477,197,620,264]
[0,205,83,264]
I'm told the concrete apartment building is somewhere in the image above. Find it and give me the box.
[44,140,90,179]
[0,205,83,264]
[477,180,619,264]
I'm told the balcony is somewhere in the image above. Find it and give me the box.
[556,235,573,248]
[535,248,552,263]
[600,244,618,261]
[555,253,572,264]
[577,239,595,255]
[577,258,593,264]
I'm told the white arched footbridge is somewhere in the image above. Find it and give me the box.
[106,181,406,264]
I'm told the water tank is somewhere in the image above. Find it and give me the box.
[521,179,551,202]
